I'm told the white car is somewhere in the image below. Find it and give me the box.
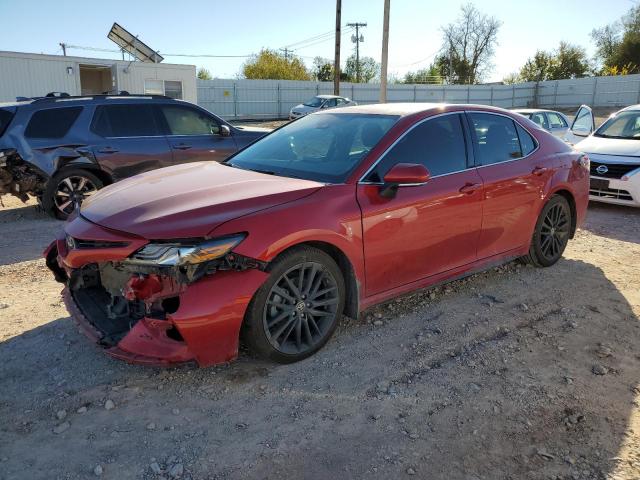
[565,105,640,207]
[289,95,356,120]
[513,109,570,139]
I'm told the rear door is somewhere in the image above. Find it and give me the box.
[357,112,484,296]
[90,103,173,180]
[564,105,594,145]
[157,104,237,164]
[468,112,548,259]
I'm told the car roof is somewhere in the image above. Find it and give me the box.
[324,102,524,117]
[621,104,640,111]
[513,108,563,114]
[316,94,343,99]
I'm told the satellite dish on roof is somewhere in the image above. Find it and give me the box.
[107,22,164,63]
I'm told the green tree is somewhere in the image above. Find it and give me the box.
[440,3,502,84]
[591,5,640,74]
[403,64,443,84]
[519,43,590,81]
[502,72,521,85]
[242,49,311,80]
[312,57,334,82]
[197,67,213,80]
[344,55,379,83]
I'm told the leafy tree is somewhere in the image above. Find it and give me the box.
[502,72,521,85]
[403,64,443,84]
[197,67,213,80]
[344,55,379,83]
[591,5,640,74]
[312,57,334,82]
[519,43,590,81]
[242,49,311,80]
[440,3,501,84]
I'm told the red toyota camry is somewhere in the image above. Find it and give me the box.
[45,103,590,367]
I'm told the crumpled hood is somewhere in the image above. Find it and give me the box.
[80,162,323,239]
[576,135,640,159]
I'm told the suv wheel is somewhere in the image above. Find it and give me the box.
[43,169,103,220]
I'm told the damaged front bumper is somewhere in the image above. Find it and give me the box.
[45,215,269,367]
[0,149,47,202]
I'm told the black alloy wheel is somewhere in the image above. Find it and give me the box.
[243,247,345,363]
[523,195,572,267]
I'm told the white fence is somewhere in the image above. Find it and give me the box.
[197,74,640,120]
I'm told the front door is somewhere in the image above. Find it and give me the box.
[357,113,484,296]
[564,105,594,146]
[90,103,173,180]
[467,112,549,258]
[156,104,238,164]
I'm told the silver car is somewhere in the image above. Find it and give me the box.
[513,109,570,139]
[289,95,356,120]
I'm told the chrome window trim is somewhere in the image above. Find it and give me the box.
[358,110,540,184]
[357,111,466,184]
[468,111,540,169]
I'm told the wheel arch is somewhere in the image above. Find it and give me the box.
[548,188,577,238]
[268,240,360,320]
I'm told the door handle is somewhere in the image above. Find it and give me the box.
[459,182,481,194]
[173,143,192,150]
[97,147,118,154]
[532,166,549,176]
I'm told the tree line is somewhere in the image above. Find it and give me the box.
[197,3,640,85]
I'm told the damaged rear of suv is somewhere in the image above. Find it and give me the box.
[0,94,268,219]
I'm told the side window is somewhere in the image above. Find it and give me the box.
[91,104,160,137]
[571,107,593,135]
[470,113,522,166]
[547,112,567,128]
[337,98,347,106]
[366,114,467,182]
[160,105,220,135]
[530,112,548,129]
[516,124,537,156]
[326,98,338,108]
[25,107,83,139]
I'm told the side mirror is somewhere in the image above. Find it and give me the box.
[380,163,430,198]
[220,124,231,137]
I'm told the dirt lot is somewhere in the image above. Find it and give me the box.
[1,189,640,479]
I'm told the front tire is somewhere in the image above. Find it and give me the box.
[43,169,103,220]
[242,246,345,363]
[523,195,572,267]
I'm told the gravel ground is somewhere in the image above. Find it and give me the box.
[1,191,639,479]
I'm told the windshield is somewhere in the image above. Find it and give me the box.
[227,113,399,183]
[303,96,325,108]
[595,111,640,139]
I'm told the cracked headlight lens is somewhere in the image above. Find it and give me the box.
[126,234,246,267]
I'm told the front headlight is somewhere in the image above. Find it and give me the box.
[126,234,246,267]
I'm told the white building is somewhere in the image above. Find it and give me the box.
[0,50,197,103]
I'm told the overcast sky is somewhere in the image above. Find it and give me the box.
[0,0,634,81]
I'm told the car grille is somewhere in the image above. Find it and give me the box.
[589,161,639,179]
[67,236,130,249]
[589,186,633,201]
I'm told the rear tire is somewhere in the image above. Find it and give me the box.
[242,246,345,363]
[43,169,103,220]
[522,195,572,268]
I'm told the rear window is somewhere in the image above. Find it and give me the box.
[0,109,14,137]
[24,107,83,139]
[91,104,160,137]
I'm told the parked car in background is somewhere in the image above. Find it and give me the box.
[0,94,269,219]
[565,104,640,207]
[289,95,356,120]
[46,103,589,367]
[513,108,570,139]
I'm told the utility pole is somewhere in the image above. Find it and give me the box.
[59,42,67,56]
[379,0,390,103]
[334,0,341,95]
[347,22,367,82]
[280,48,291,60]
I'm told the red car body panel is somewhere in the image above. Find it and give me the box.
[46,103,589,367]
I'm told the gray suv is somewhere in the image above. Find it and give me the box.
[0,94,269,219]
